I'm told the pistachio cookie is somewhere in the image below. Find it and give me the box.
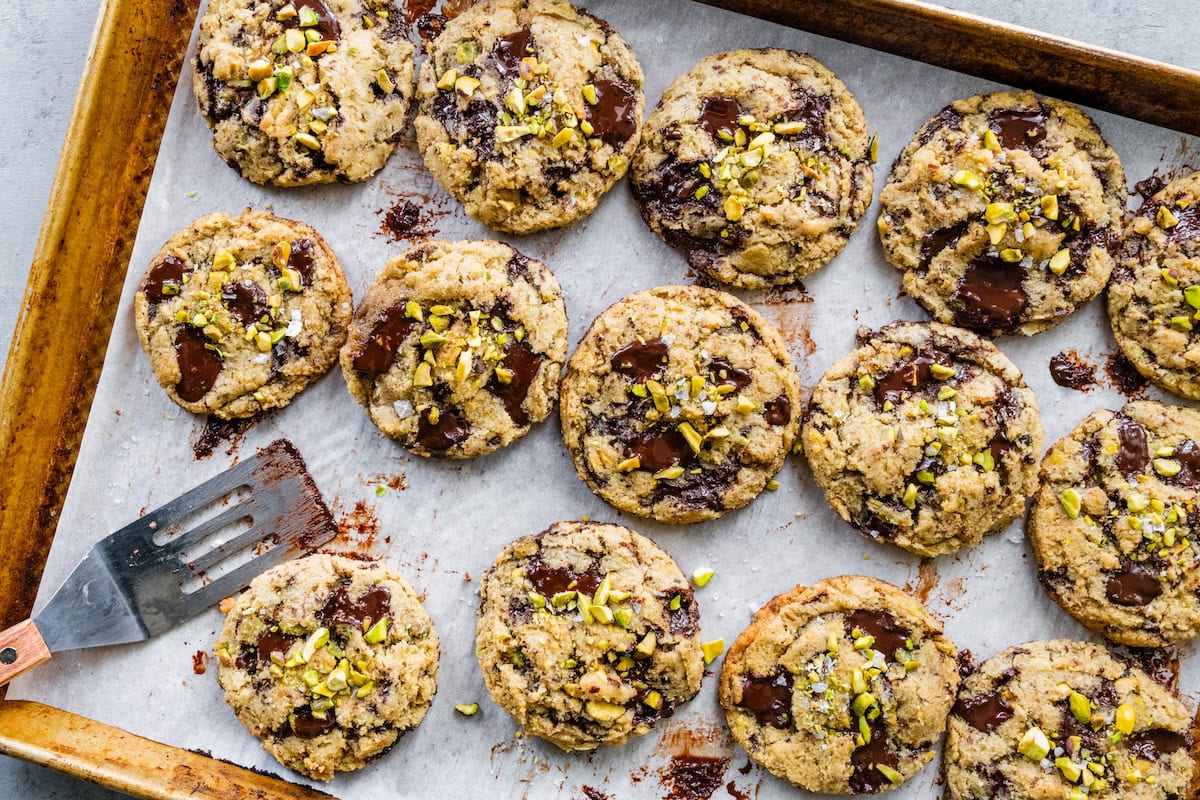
[340,240,568,458]
[719,576,960,794]
[560,285,802,524]
[1031,401,1200,647]
[135,210,351,419]
[475,521,703,751]
[879,91,1125,335]
[945,639,1194,799]
[413,0,644,233]
[1108,171,1200,400]
[194,0,415,186]
[214,554,439,781]
[632,49,873,289]
[803,322,1043,557]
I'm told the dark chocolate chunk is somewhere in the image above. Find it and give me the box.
[318,585,391,628]
[490,27,532,79]
[416,406,470,452]
[871,353,951,409]
[739,670,793,728]
[987,107,1047,151]
[288,238,316,284]
[849,724,900,793]
[353,305,415,374]
[289,707,337,738]
[953,691,1013,732]
[1049,351,1096,390]
[174,327,223,402]
[953,253,1028,331]
[144,255,186,312]
[585,80,638,148]
[697,96,743,141]
[282,0,341,42]
[256,631,297,664]
[625,428,694,472]
[1170,438,1200,488]
[845,609,910,657]
[920,220,969,267]
[1115,416,1149,477]
[610,339,668,381]
[525,555,602,598]
[1125,729,1190,761]
[667,589,698,636]
[488,341,543,426]
[764,396,791,426]
[652,460,738,511]
[1106,564,1162,606]
[708,359,750,390]
[221,280,269,326]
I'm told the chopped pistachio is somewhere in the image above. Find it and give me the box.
[1114,703,1136,735]
[301,627,330,663]
[585,700,626,722]
[999,248,1023,263]
[285,28,306,53]
[765,479,780,491]
[455,40,479,63]
[930,363,955,380]
[692,567,715,587]
[1040,194,1060,220]
[902,483,918,509]
[437,68,459,90]
[455,703,479,716]
[1170,316,1193,332]
[420,331,447,348]
[642,690,663,710]
[985,202,1018,225]
[1157,205,1180,229]
[454,75,480,96]
[1048,248,1071,275]
[1018,726,1051,761]
[774,120,806,136]
[364,617,388,644]
[875,764,902,785]
[1061,487,1082,519]
[616,456,641,472]
[986,223,1007,245]
[293,131,321,150]
[951,170,982,191]
[701,639,725,664]
[677,422,704,453]
[1068,691,1092,724]
[613,607,633,628]
[973,450,995,472]
[982,129,1001,152]
[582,83,598,104]
[1154,458,1182,477]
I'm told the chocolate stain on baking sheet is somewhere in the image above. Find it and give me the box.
[905,557,939,603]
[662,756,730,800]
[191,650,208,675]
[757,284,817,380]
[1049,349,1097,391]
[364,472,409,492]
[580,787,611,800]
[1104,352,1149,398]
[641,721,739,800]
[377,196,450,242]
[192,415,255,460]
[324,499,383,556]
[1115,645,1181,692]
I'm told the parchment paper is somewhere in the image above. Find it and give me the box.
[11,1,1200,797]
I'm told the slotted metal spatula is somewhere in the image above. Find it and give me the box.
[0,439,336,687]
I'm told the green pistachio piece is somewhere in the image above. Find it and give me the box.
[1060,488,1082,519]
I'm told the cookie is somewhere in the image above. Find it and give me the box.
[719,575,959,794]
[1108,171,1200,400]
[194,0,415,186]
[878,91,1125,335]
[632,48,873,289]
[413,0,644,233]
[945,639,1195,799]
[134,210,352,419]
[559,285,802,524]
[340,240,568,458]
[803,321,1043,557]
[475,521,704,751]
[214,554,439,781]
[1031,401,1200,647]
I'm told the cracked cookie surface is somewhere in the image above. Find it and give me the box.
[215,554,439,781]
[413,0,644,233]
[879,91,1125,335]
[803,321,1043,556]
[945,639,1194,800]
[719,575,960,794]
[1031,401,1200,647]
[632,48,873,289]
[134,209,352,419]
[1108,171,1200,400]
[340,239,568,458]
[194,0,415,186]
[560,285,802,524]
[475,521,703,751]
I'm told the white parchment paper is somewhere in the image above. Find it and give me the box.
[11,1,1200,797]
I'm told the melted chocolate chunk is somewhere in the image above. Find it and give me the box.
[1126,729,1190,761]
[416,407,470,452]
[953,253,1028,331]
[352,305,415,374]
[625,428,693,471]
[487,341,542,426]
[697,96,743,141]
[653,460,739,512]
[849,726,900,793]
[739,670,793,728]
[610,339,668,381]
[585,80,638,147]
[289,708,337,738]
[221,281,269,326]
[1171,439,1200,488]
[174,327,223,402]
[764,396,791,426]
[282,0,341,41]
[872,353,951,408]
[1106,564,1162,606]
[1115,416,1149,477]
[234,645,257,670]
[257,632,297,664]
[988,428,1012,467]
[1161,204,1200,242]
[917,106,964,146]
[845,609,910,657]
[144,255,186,311]
[1049,351,1096,390]
[490,27,532,79]
[953,691,1013,732]
[633,156,708,209]
[525,555,602,598]
[668,589,698,636]
[988,107,1047,151]
[708,359,750,390]
[920,220,969,267]
[780,86,831,151]
[662,755,729,800]
[506,251,532,282]
[318,585,391,628]
[288,239,316,284]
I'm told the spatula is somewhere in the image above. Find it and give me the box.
[0,439,336,687]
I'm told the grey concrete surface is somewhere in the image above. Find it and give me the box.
[0,0,1194,797]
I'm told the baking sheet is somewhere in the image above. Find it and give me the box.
[10,1,1200,797]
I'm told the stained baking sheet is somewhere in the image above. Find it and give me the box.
[9,1,1200,797]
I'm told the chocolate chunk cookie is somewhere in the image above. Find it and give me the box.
[1108,171,1200,400]
[413,0,644,233]
[632,48,873,289]
[194,0,416,186]
[475,521,704,751]
[719,576,960,794]
[340,240,568,458]
[134,210,352,419]
[803,322,1043,557]
[559,285,802,524]
[945,639,1194,799]
[879,91,1125,335]
[214,554,439,781]
[1031,401,1200,647]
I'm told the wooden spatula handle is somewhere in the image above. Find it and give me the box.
[0,620,51,687]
